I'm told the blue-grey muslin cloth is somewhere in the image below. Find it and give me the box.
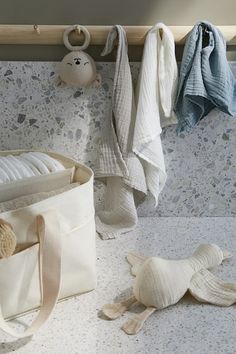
[175,21,236,133]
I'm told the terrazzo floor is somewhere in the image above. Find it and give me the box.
[0,217,235,354]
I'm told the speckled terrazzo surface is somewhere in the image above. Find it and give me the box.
[0,217,235,354]
[0,61,235,216]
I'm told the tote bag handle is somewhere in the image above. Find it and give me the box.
[0,211,62,338]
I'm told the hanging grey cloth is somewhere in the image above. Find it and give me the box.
[95,25,146,239]
[175,21,236,133]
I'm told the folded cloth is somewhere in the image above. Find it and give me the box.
[133,23,172,206]
[175,21,236,133]
[95,25,147,239]
[0,183,80,213]
[0,152,65,183]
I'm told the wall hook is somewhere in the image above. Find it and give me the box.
[33,24,40,35]
[75,25,81,36]
[159,28,163,40]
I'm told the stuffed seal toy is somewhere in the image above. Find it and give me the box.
[58,25,101,87]
[102,244,236,335]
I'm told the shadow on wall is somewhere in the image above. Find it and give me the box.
[1,0,235,26]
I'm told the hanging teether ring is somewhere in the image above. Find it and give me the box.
[58,24,101,87]
[63,25,91,52]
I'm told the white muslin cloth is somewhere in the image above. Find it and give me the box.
[134,23,178,205]
[95,25,147,239]
[0,152,65,183]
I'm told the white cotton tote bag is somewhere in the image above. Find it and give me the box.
[0,150,96,338]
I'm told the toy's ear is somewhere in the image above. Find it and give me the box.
[56,76,67,88]
[126,253,147,276]
[92,73,102,88]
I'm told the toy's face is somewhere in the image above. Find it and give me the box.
[59,51,96,87]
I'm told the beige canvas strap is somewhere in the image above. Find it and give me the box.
[0,211,62,338]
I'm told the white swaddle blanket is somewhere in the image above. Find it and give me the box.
[134,23,178,205]
[95,25,147,239]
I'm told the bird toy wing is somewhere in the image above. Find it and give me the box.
[189,268,236,306]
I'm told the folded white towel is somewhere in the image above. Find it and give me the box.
[95,25,147,239]
[0,152,65,183]
[134,23,177,205]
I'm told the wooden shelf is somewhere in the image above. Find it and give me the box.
[0,25,235,45]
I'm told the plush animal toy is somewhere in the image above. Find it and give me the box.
[102,244,236,335]
[58,25,101,87]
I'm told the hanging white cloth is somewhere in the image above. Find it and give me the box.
[133,23,178,205]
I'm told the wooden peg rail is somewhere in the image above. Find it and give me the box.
[0,25,236,45]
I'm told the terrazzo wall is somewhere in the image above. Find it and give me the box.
[0,61,235,216]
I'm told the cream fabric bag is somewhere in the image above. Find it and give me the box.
[0,150,96,338]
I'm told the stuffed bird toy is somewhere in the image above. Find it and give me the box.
[102,244,236,335]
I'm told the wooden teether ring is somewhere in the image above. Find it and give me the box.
[63,25,91,52]
[0,219,17,258]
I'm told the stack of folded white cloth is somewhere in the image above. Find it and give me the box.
[0,152,65,183]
